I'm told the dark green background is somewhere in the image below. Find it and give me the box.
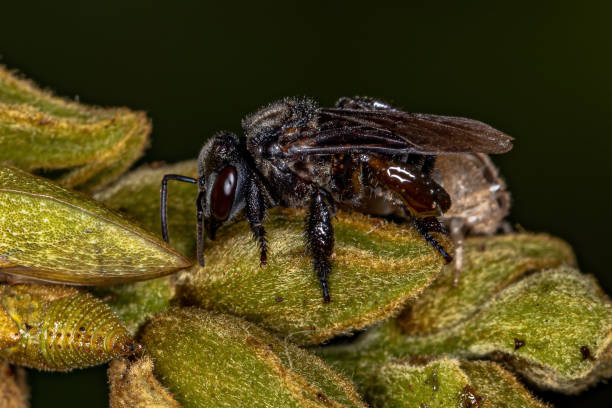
[1,1,611,406]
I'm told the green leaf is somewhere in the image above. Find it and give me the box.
[399,233,575,335]
[0,284,140,371]
[0,66,150,191]
[0,166,190,284]
[141,307,367,408]
[367,358,549,408]
[176,208,449,345]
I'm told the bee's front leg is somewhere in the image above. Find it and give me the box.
[245,173,269,266]
[306,189,335,303]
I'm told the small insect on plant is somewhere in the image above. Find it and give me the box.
[160,97,513,302]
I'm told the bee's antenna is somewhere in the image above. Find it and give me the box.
[196,190,205,266]
[160,174,198,243]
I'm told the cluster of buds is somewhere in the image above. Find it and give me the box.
[0,66,611,408]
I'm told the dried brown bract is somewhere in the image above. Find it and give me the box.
[109,357,180,408]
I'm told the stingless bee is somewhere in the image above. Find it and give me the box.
[161,96,513,302]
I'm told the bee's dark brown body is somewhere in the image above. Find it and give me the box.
[161,96,513,302]
[243,98,457,218]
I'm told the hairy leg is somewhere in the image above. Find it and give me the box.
[245,173,269,265]
[413,216,453,263]
[306,190,335,302]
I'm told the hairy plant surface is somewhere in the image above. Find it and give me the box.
[0,66,150,191]
[399,233,576,334]
[108,356,180,408]
[367,358,550,408]
[177,207,449,345]
[0,166,190,284]
[319,266,612,394]
[141,307,367,408]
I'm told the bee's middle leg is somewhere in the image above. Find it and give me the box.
[306,189,335,303]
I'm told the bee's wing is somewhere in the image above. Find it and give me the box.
[280,108,513,156]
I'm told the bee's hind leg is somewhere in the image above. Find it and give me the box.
[306,189,335,303]
[449,217,467,286]
[413,216,453,264]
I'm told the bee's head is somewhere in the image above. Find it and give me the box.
[197,132,249,242]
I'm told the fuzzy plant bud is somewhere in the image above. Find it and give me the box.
[0,66,150,191]
[176,208,449,345]
[319,264,612,394]
[367,358,549,407]
[141,307,366,408]
[108,356,180,408]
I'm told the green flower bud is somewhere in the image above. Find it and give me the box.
[399,233,575,334]
[0,66,150,191]
[320,266,612,394]
[177,208,449,345]
[367,358,549,408]
[141,307,366,408]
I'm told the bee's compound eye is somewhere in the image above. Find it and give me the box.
[211,166,237,221]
